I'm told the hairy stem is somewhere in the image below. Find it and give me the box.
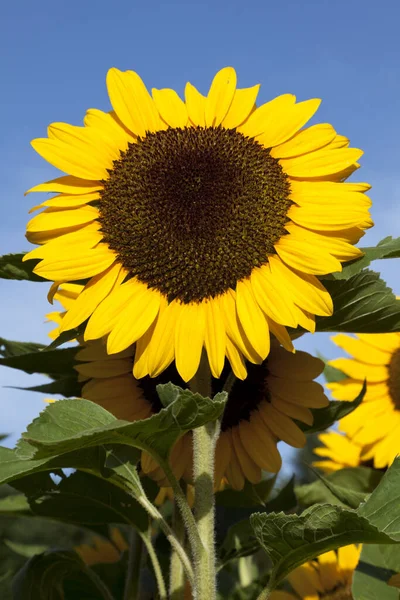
[190,355,220,600]
[123,530,143,600]
[141,533,168,600]
[170,496,187,600]
[137,495,194,586]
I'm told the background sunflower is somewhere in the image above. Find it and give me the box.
[327,332,400,469]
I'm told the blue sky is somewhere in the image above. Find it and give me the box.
[0,0,399,447]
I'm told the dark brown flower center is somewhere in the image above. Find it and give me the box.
[136,361,270,431]
[388,348,400,410]
[321,585,353,600]
[99,126,291,303]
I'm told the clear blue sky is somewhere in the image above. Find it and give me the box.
[0,0,399,446]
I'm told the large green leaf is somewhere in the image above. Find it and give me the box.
[0,338,45,358]
[17,390,226,462]
[296,467,383,508]
[333,236,400,281]
[30,470,149,532]
[316,270,400,333]
[352,544,400,600]
[12,550,108,600]
[250,458,400,591]
[0,345,78,377]
[0,254,44,282]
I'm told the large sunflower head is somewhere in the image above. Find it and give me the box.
[73,334,328,490]
[270,545,361,600]
[26,67,372,381]
[327,333,400,469]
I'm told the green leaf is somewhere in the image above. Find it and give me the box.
[250,458,400,591]
[11,551,105,600]
[17,390,226,463]
[301,381,366,433]
[353,544,400,600]
[0,495,31,514]
[4,540,48,558]
[46,324,87,350]
[0,337,45,358]
[0,346,78,377]
[358,456,400,537]
[316,270,400,333]
[216,476,277,508]
[317,353,347,383]
[30,470,149,533]
[250,505,394,589]
[0,254,45,282]
[333,236,400,280]
[9,377,81,398]
[296,467,383,508]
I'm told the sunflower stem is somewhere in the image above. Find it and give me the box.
[190,354,219,600]
[123,529,143,600]
[169,496,187,600]
[141,532,168,600]
[137,494,194,586]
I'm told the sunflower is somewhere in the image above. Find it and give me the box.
[313,431,363,473]
[72,335,328,490]
[327,333,400,469]
[24,67,372,382]
[74,527,128,566]
[270,545,361,600]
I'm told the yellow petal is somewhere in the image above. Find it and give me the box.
[236,279,270,359]
[268,347,324,381]
[219,290,262,364]
[60,263,125,332]
[221,85,260,129]
[225,337,247,380]
[106,68,160,137]
[85,278,141,340]
[285,223,366,261]
[25,175,102,196]
[271,396,313,426]
[288,203,371,230]
[107,286,161,354]
[34,245,116,282]
[37,192,100,210]
[75,358,132,379]
[281,147,363,178]
[270,123,336,159]
[184,82,206,126]
[204,299,226,378]
[205,66,237,126]
[328,358,388,382]
[267,319,294,352]
[225,433,245,490]
[256,99,321,148]
[332,333,392,365]
[31,137,110,181]
[239,413,282,473]
[274,235,342,275]
[238,94,296,138]
[83,108,134,150]
[250,265,298,327]
[175,303,206,382]
[27,205,99,233]
[146,301,180,377]
[268,255,333,316]
[23,223,102,261]
[259,402,306,448]
[269,376,328,408]
[289,180,371,208]
[133,299,167,379]
[231,427,261,484]
[288,563,323,597]
[317,551,341,591]
[152,88,188,128]
[214,433,232,487]
[48,121,120,161]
